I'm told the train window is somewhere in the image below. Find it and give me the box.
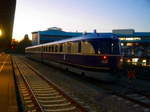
[45,47,46,52]
[91,39,117,54]
[63,43,67,53]
[81,41,95,54]
[78,41,81,53]
[60,44,63,52]
[51,46,54,52]
[46,46,48,52]
[45,47,47,52]
[43,47,45,52]
[48,46,50,52]
[49,46,51,52]
[70,42,77,54]
[55,45,58,52]
[43,47,44,52]
[50,46,52,52]
[51,46,52,52]
[67,42,71,53]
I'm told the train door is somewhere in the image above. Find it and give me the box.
[41,46,44,62]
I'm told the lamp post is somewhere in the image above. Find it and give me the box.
[0,29,2,36]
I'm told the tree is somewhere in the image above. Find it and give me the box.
[17,34,32,54]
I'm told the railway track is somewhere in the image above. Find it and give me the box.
[118,93,150,109]
[12,56,87,112]
[113,82,150,110]
[13,55,150,112]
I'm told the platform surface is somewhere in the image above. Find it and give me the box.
[0,54,18,112]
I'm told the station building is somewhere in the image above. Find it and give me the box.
[113,29,150,66]
[32,27,82,45]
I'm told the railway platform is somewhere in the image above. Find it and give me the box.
[0,53,18,112]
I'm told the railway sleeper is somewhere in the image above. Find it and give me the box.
[39,98,66,104]
[24,96,32,100]
[30,84,50,87]
[34,89,57,93]
[21,89,28,93]
[33,90,57,94]
[26,103,35,108]
[36,93,60,97]
[44,106,76,112]
[35,92,59,97]
[37,95,63,100]
[32,88,54,91]
[33,91,57,94]
[22,93,30,97]
[39,93,60,99]
[42,102,72,108]
[24,100,33,104]
[30,86,52,89]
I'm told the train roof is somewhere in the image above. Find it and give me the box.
[26,33,118,49]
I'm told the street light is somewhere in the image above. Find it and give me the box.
[0,29,2,36]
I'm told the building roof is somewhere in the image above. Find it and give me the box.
[33,29,82,37]
[115,32,150,37]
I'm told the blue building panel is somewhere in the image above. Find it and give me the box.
[32,28,83,45]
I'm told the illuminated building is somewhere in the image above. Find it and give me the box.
[113,29,150,66]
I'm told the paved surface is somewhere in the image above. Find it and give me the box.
[0,54,18,112]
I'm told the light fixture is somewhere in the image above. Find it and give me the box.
[0,29,2,36]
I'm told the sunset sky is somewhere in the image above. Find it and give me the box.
[13,0,150,41]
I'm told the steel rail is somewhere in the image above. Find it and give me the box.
[13,58,44,112]
[13,56,88,112]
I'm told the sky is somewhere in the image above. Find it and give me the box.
[13,0,150,41]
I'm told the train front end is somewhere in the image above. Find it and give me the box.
[87,34,123,80]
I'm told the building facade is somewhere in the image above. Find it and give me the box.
[32,27,82,45]
[113,29,150,66]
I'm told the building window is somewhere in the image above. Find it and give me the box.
[120,37,141,41]
[126,43,133,46]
